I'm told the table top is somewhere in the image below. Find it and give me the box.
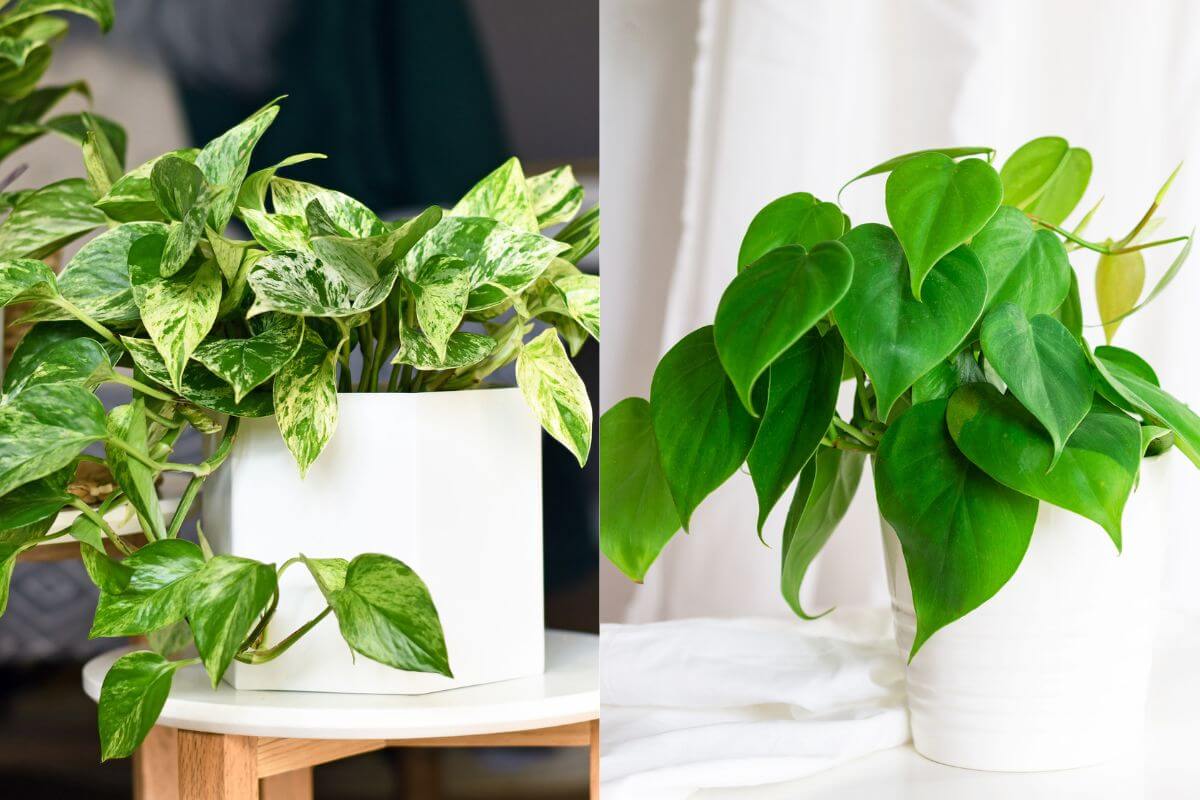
[693,610,1200,799]
[83,629,598,740]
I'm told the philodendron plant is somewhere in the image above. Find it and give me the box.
[0,99,598,760]
[602,137,1198,659]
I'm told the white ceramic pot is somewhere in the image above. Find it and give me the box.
[881,455,1169,771]
[202,388,545,694]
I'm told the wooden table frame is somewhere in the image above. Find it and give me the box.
[133,719,600,800]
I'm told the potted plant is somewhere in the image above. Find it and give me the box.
[0,98,599,761]
[601,137,1196,771]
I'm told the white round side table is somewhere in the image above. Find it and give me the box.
[83,629,599,800]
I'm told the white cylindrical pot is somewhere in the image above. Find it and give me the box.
[202,388,545,694]
[882,455,1169,771]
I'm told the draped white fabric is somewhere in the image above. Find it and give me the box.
[601,0,1200,622]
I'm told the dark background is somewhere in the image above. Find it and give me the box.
[0,1,598,797]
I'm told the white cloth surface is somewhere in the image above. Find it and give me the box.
[600,609,909,799]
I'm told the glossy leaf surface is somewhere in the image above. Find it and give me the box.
[736,192,846,270]
[517,329,592,466]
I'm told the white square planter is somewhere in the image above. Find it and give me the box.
[202,388,545,694]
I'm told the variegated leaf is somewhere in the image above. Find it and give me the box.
[95,148,199,223]
[0,384,106,497]
[248,238,398,318]
[241,209,309,251]
[123,337,274,417]
[555,204,599,264]
[192,313,304,402]
[527,165,584,229]
[516,328,592,465]
[81,113,122,197]
[149,155,204,222]
[205,227,251,284]
[2,0,116,32]
[160,188,215,278]
[129,233,222,392]
[404,217,569,311]
[556,272,599,340]
[4,337,109,397]
[272,328,338,476]
[105,400,166,540]
[0,257,57,306]
[392,329,494,370]
[410,255,470,361]
[450,157,538,233]
[0,178,104,260]
[270,177,383,238]
[234,152,326,214]
[194,100,279,231]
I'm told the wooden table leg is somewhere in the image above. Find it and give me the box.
[178,731,258,800]
[260,768,313,800]
[590,720,600,800]
[135,726,179,800]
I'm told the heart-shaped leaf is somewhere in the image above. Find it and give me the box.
[90,539,206,637]
[979,304,1093,461]
[0,257,57,306]
[106,399,166,540]
[835,224,987,419]
[911,351,987,404]
[715,242,852,414]
[192,312,304,402]
[885,154,1001,299]
[599,397,680,582]
[4,337,110,398]
[1096,247,1145,344]
[555,272,600,340]
[1054,269,1084,339]
[969,206,1071,315]
[946,383,1140,549]
[0,384,106,497]
[449,156,538,233]
[194,100,279,231]
[1007,140,1091,227]
[270,177,384,239]
[122,337,274,417]
[410,255,470,361]
[129,233,222,392]
[780,446,864,619]
[746,329,842,532]
[736,192,846,270]
[98,651,189,761]
[306,553,451,677]
[235,152,326,214]
[97,148,200,222]
[517,329,592,466]
[1092,346,1200,468]
[150,155,204,222]
[392,329,495,370]
[272,327,338,476]
[0,178,104,261]
[187,555,277,686]
[875,398,1038,658]
[840,147,995,198]
[650,326,758,529]
[4,321,123,394]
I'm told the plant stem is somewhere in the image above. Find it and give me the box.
[69,497,135,556]
[143,407,184,429]
[371,304,389,393]
[832,416,875,448]
[1029,214,1189,255]
[52,297,121,348]
[107,438,211,476]
[108,372,175,402]
[165,418,240,538]
[235,606,332,665]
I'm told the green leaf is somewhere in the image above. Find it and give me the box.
[311,553,451,677]
[146,620,193,659]
[885,154,1001,299]
[97,651,187,762]
[746,330,842,532]
[875,398,1038,658]
[150,155,205,222]
[1097,231,1193,330]
[270,177,384,239]
[3,321,122,393]
[123,337,274,417]
[599,398,680,582]
[1092,346,1200,468]
[1054,268,1084,339]
[105,400,166,540]
[81,112,122,197]
[555,272,600,340]
[90,539,206,637]
[21,222,168,325]
[391,329,494,370]
[272,327,338,476]
[160,191,216,279]
[187,555,277,687]
[1096,247,1145,344]
[0,37,41,70]
[715,242,852,414]
[248,240,398,318]
[650,326,758,529]
[0,384,105,497]
[241,209,308,251]
[979,304,1093,462]
[516,328,592,466]
[404,216,570,311]
[0,540,35,615]
[79,536,132,593]
[192,313,303,402]
[911,350,986,404]
[1000,137,1069,208]
[835,224,987,419]
[37,111,127,170]
[96,148,200,222]
[1,0,116,33]
[840,146,995,197]
[0,178,104,260]
[554,204,599,264]
[970,206,1071,316]
[947,383,1140,549]
[193,100,280,231]
[0,256,57,306]
[781,446,864,619]
[205,226,252,284]
[450,157,538,233]
[736,193,846,270]
[0,473,70,533]
[410,255,470,361]
[129,234,222,392]
[1024,148,1092,227]
[234,152,326,214]
[526,165,584,229]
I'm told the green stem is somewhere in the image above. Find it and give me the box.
[108,372,176,402]
[371,305,389,393]
[164,418,240,538]
[52,297,120,348]
[832,416,875,448]
[1030,215,1189,255]
[69,497,134,556]
[143,407,184,429]
[235,606,333,664]
[107,438,211,476]
[357,319,375,393]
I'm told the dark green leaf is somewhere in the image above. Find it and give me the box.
[150,155,205,221]
[4,321,122,393]
[911,350,986,404]
[4,336,109,397]
[123,336,274,417]
[192,312,303,402]
[0,256,57,306]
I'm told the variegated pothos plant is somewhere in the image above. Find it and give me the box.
[0,99,599,760]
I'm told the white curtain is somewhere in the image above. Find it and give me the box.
[601,0,1200,622]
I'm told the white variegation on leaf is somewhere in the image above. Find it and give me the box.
[392,329,495,370]
[194,100,280,231]
[450,157,539,233]
[0,383,107,497]
[241,208,309,252]
[96,148,200,223]
[247,237,400,318]
[0,178,105,260]
[526,165,584,229]
[410,255,470,361]
[271,177,383,238]
[193,313,304,402]
[272,328,338,476]
[555,273,599,340]
[129,233,223,392]
[205,226,251,284]
[0,257,57,306]
[516,328,592,465]
[235,152,326,214]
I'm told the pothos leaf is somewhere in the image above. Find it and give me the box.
[123,337,274,418]
[450,157,538,233]
[194,99,280,231]
[392,329,494,370]
[105,399,167,540]
[97,651,188,761]
[409,255,470,361]
[248,240,398,318]
[192,312,304,402]
[235,152,326,214]
[0,178,104,260]
[526,165,584,229]
[737,192,846,270]
[5,336,110,398]
[272,327,338,476]
[270,177,383,238]
[1096,246,1145,344]
[0,384,106,498]
[555,272,599,340]
[517,328,592,465]
[186,555,277,687]
[0,257,57,306]
[97,148,200,223]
